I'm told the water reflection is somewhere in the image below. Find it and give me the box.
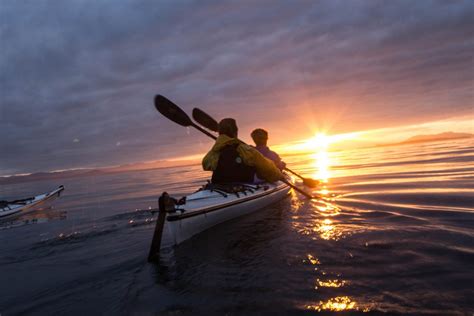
[295,136,363,312]
[312,199,340,216]
[292,196,346,241]
[315,278,346,289]
[0,209,67,230]
[303,136,347,240]
[304,254,320,266]
[306,296,359,312]
[292,211,346,241]
[312,151,330,183]
[309,133,331,183]
[317,218,343,241]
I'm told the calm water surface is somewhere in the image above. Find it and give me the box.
[0,139,473,315]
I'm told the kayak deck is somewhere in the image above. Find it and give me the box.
[0,185,65,218]
[169,182,289,220]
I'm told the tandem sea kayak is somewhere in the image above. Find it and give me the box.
[148,179,291,260]
[0,185,65,218]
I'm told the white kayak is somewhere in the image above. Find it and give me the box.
[0,185,65,218]
[148,180,291,261]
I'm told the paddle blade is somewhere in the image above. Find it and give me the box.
[192,108,219,132]
[154,95,192,127]
[302,178,320,188]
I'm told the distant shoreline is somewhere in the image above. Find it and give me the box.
[377,132,473,147]
[0,159,200,185]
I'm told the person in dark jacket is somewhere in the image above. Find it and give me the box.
[251,128,286,170]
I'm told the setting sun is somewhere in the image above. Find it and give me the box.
[304,133,331,150]
[277,131,361,154]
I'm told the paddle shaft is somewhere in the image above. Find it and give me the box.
[284,167,306,181]
[191,122,217,140]
[279,178,315,199]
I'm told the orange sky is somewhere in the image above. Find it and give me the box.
[165,114,474,164]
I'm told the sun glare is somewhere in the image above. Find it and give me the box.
[303,133,331,182]
[279,131,360,154]
[304,133,330,149]
[274,130,362,183]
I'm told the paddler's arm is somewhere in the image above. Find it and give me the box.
[238,144,284,182]
[268,149,286,170]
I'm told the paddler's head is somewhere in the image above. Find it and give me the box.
[251,128,268,146]
[218,118,238,138]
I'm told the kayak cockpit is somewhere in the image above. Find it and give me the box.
[186,182,270,201]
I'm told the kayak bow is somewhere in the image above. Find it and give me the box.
[0,185,65,218]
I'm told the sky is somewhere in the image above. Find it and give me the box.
[1,0,473,176]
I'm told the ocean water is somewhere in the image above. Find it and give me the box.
[0,138,473,315]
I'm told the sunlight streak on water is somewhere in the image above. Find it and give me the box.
[312,150,330,183]
[315,278,346,289]
[305,254,320,265]
[307,133,332,183]
[305,296,360,312]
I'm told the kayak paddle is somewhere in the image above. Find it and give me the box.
[282,168,320,188]
[192,108,219,132]
[192,107,320,188]
[154,95,217,140]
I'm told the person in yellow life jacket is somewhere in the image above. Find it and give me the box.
[202,118,284,184]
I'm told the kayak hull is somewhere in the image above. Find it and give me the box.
[0,185,65,218]
[166,181,290,245]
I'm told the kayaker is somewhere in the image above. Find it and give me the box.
[202,118,284,184]
[251,128,286,170]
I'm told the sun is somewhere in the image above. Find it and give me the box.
[275,131,361,182]
[302,133,330,150]
[276,131,359,154]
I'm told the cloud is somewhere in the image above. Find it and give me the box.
[1,0,473,175]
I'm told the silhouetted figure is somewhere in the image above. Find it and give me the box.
[251,128,286,170]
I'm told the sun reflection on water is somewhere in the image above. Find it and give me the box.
[288,133,352,241]
[315,278,346,289]
[292,217,345,241]
[307,133,331,183]
[292,195,346,241]
[318,218,343,241]
[305,254,321,265]
[305,296,358,312]
[290,134,367,312]
[312,200,339,216]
